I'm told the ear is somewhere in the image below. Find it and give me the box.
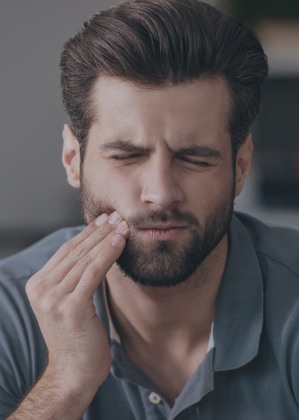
[234,134,253,197]
[62,124,81,189]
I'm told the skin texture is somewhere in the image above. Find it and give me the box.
[80,179,235,288]
[77,77,238,290]
[9,76,252,417]
[9,214,129,419]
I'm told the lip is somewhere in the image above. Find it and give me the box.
[138,223,187,230]
[137,226,188,240]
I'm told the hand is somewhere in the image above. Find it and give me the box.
[25,212,129,409]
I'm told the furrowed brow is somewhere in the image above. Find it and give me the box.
[177,145,222,159]
[100,140,148,153]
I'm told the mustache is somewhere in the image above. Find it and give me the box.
[81,186,199,228]
[126,209,200,229]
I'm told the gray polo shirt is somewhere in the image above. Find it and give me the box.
[1,213,299,419]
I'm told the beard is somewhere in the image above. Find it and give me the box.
[80,181,234,288]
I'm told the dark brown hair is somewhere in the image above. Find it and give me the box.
[60,0,268,158]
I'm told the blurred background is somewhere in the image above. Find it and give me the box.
[0,0,299,258]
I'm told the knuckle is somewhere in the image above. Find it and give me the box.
[84,263,100,279]
[27,286,60,318]
[85,247,115,277]
[96,246,115,262]
[25,275,45,302]
[86,222,111,243]
[70,247,87,262]
[42,295,56,314]
[84,223,96,236]
[74,223,95,243]
[59,242,85,264]
[74,254,93,269]
[59,239,76,255]
[41,293,64,319]
[56,224,99,258]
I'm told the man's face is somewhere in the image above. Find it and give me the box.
[78,76,237,287]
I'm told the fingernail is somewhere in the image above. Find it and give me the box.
[95,213,108,226]
[111,234,125,247]
[115,221,128,234]
[108,211,121,225]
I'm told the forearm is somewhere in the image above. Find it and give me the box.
[8,215,126,419]
[7,369,96,420]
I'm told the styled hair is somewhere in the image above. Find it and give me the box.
[60,0,268,158]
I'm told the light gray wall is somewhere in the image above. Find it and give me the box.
[0,0,222,252]
[0,1,118,234]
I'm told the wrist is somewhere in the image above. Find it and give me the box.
[7,368,96,420]
[42,366,101,409]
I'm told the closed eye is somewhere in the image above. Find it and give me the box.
[110,153,144,161]
[177,156,212,167]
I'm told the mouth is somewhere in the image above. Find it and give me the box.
[137,225,188,240]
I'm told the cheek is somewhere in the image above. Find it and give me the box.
[86,166,140,210]
[187,170,234,212]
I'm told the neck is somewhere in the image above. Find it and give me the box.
[105,234,228,350]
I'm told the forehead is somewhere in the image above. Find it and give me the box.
[89,75,231,149]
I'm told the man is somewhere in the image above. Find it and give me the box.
[1,0,298,418]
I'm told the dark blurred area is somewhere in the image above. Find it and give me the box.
[229,0,299,25]
[255,78,299,207]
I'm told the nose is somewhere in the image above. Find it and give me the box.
[140,158,184,209]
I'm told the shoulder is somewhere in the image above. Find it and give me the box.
[235,213,299,399]
[234,212,299,342]
[235,212,299,279]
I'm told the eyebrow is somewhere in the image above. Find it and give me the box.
[100,139,221,158]
[176,145,222,159]
[100,140,149,153]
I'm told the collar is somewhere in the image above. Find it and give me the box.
[213,213,264,371]
[102,280,121,343]
[94,213,264,372]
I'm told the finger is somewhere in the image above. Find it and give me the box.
[58,227,129,296]
[42,214,109,271]
[43,211,123,272]
[40,212,124,287]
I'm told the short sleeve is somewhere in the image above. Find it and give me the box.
[0,274,47,418]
